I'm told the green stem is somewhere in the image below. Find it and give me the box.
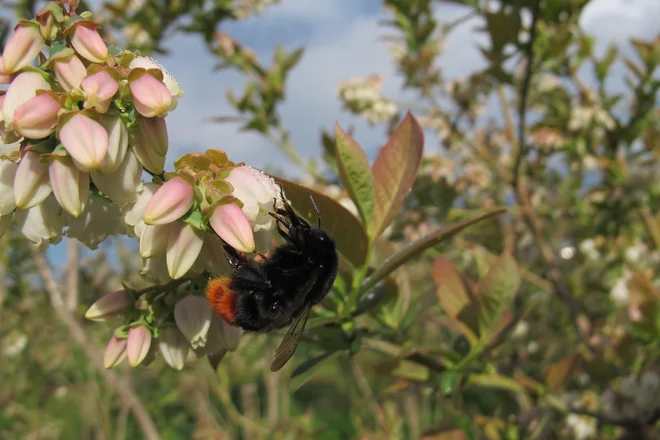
[344,242,373,317]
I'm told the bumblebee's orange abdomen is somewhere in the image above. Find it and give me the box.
[206,277,238,325]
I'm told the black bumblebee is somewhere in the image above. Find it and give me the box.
[206,192,339,371]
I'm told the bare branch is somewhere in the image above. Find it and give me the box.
[30,247,161,440]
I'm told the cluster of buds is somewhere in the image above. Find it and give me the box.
[0,2,182,248]
[86,288,242,370]
[337,75,397,125]
[1,3,291,371]
[123,152,284,282]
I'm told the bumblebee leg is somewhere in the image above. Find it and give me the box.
[222,243,245,269]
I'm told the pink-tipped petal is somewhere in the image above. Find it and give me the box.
[127,325,152,367]
[59,113,109,171]
[143,177,194,225]
[103,335,127,369]
[209,202,255,253]
[3,71,51,131]
[2,23,45,73]
[13,93,62,139]
[85,289,132,321]
[53,53,86,91]
[129,73,172,118]
[70,23,107,63]
[81,70,118,113]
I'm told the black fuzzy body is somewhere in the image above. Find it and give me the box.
[223,200,339,332]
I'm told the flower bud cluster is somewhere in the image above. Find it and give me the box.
[6,3,289,372]
[0,2,182,248]
[337,74,397,125]
[126,151,284,282]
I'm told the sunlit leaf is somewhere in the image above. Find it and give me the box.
[360,208,506,296]
[475,250,521,338]
[271,176,369,267]
[335,123,375,227]
[370,112,424,236]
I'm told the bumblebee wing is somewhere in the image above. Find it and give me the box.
[270,304,312,372]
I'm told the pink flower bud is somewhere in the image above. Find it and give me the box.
[3,71,51,131]
[81,70,118,113]
[129,57,183,111]
[13,92,62,139]
[0,57,12,84]
[104,335,127,369]
[129,72,172,118]
[53,53,86,91]
[91,150,141,206]
[158,327,189,371]
[69,22,107,64]
[209,202,255,253]
[59,113,109,171]
[174,295,212,349]
[2,23,45,73]
[98,115,128,174]
[166,223,204,280]
[0,160,18,215]
[127,325,152,367]
[49,156,89,217]
[139,223,173,258]
[14,150,52,209]
[85,289,132,321]
[143,177,194,225]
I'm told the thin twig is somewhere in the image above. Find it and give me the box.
[30,247,161,440]
[512,0,542,186]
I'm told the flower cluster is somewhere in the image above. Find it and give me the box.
[125,154,284,282]
[337,75,397,125]
[0,2,182,248]
[1,3,289,371]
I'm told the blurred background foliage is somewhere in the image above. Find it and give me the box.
[2,0,660,439]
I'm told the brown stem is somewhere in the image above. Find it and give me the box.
[30,247,161,440]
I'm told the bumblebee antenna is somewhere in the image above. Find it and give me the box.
[307,192,322,228]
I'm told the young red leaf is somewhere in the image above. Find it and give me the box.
[335,122,375,227]
[370,112,424,236]
[434,257,479,343]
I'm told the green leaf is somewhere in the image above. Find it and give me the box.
[359,208,506,296]
[335,123,375,228]
[434,258,479,344]
[271,175,369,268]
[370,112,424,236]
[467,374,526,395]
[290,350,343,392]
[475,250,521,338]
